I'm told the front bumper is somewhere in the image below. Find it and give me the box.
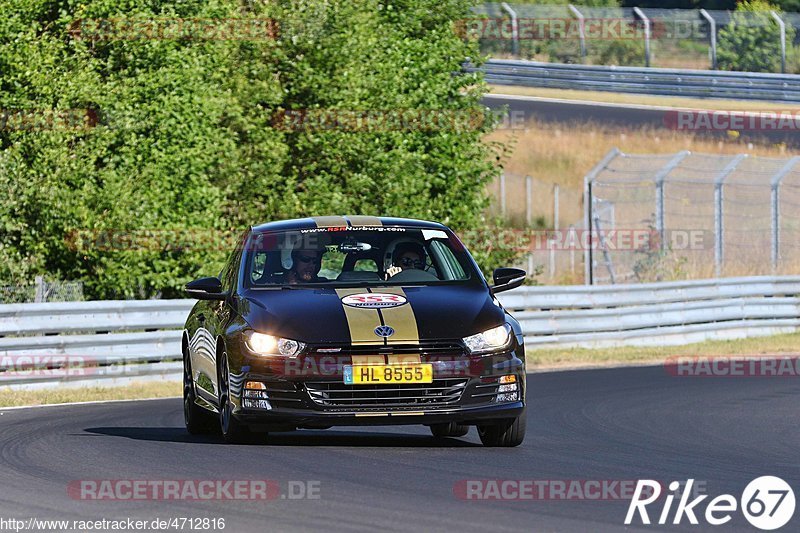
[229,348,526,429]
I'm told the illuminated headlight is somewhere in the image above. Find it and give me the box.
[244,331,305,357]
[462,324,512,355]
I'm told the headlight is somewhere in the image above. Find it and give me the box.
[462,324,512,355]
[244,331,306,357]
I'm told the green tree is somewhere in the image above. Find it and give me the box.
[0,0,514,299]
[717,0,794,72]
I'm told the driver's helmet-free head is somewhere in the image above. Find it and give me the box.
[279,232,329,270]
[392,241,426,269]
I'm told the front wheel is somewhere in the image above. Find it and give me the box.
[429,422,470,438]
[184,351,215,434]
[477,413,526,447]
[218,352,252,444]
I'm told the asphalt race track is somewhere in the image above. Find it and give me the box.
[1,366,798,532]
[483,94,800,148]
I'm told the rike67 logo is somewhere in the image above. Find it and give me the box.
[626,477,795,530]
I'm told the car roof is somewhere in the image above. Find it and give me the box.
[250,216,450,233]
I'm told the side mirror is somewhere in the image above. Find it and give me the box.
[185,277,227,301]
[490,267,526,294]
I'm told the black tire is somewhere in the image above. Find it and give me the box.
[183,350,216,435]
[477,413,526,447]
[430,422,470,438]
[218,351,253,444]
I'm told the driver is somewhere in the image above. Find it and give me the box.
[285,248,326,284]
[386,242,426,278]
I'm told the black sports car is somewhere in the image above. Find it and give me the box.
[183,216,527,446]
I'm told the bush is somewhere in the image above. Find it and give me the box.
[717,0,795,73]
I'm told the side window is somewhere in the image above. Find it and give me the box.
[251,251,268,283]
[221,231,247,291]
[429,240,467,280]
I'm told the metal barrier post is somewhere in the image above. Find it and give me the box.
[500,172,506,217]
[714,154,747,277]
[633,7,651,67]
[526,175,532,226]
[583,148,621,285]
[770,157,800,270]
[654,151,690,249]
[699,9,717,70]
[501,3,519,57]
[771,11,787,74]
[568,4,587,61]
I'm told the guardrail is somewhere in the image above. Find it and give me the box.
[2,275,798,389]
[471,59,800,102]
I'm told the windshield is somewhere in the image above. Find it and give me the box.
[243,226,478,287]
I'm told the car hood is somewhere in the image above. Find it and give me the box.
[238,284,504,345]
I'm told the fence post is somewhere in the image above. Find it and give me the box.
[553,184,560,231]
[633,7,651,68]
[770,157,800,270]
[500,172,507,218]
[654,151,690,249]
[771,11,787,74]
[34,276,44,303]
[501,2,519,57]
[714,154,747,277]
[583,148,621,285]
[699,9,717,70]
[569,224,576,275]
[568,4,587,61]
[525,175,532,226]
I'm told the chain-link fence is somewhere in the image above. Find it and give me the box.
[586,149,800,285]
[486,173,585,282]
[0,277,84,303]
[471,4,799,72]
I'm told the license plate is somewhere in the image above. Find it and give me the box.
[343,364,433,385]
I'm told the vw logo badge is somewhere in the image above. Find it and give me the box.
[374,325,395,338]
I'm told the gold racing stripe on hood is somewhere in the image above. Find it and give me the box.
[335,288,384,346]
[312,216,348,228]
[345,215,382,226]
[376,287,419,346]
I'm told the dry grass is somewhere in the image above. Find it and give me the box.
[529,331,800,369]
[0,380,180,408]
[487,121,795,189]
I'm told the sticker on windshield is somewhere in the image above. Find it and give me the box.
[341,293,408,309]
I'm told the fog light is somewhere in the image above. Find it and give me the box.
[242,398,272,410]
[495,391,519,403]
[499,375,516,384]
[498,383,517,393]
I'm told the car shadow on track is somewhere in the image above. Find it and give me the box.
[82,427,481,447]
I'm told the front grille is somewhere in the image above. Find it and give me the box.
[308,342,465,358]
[304,378,467,408]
